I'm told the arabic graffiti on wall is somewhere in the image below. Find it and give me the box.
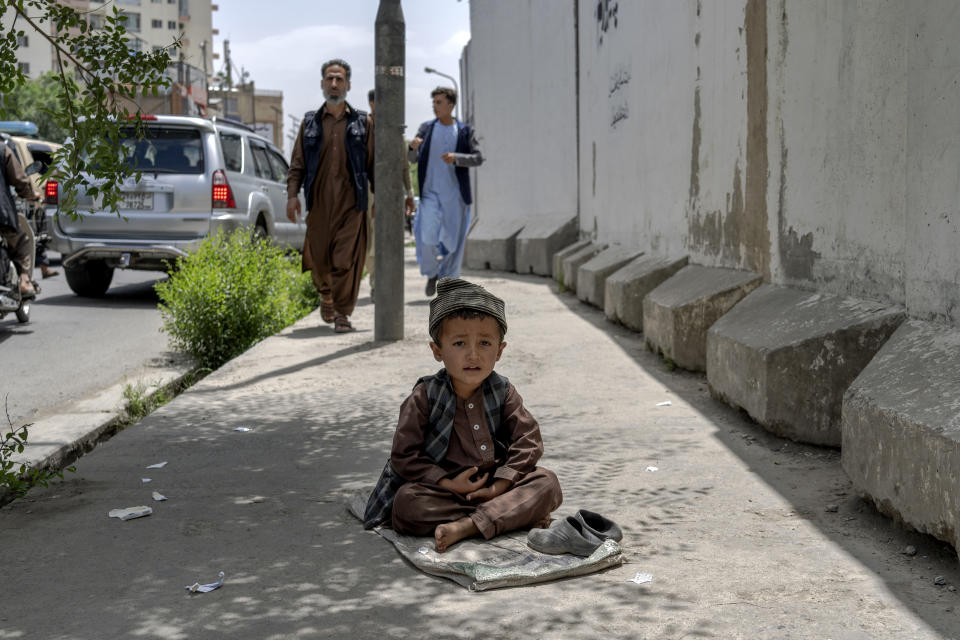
[596,0,618,46]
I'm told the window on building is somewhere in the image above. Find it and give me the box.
[89,14,103,29]
[168,20,177,29]
[153,45,164,53]
[16,35,28,47]
[120,11,141,32]
[151,19,162,28]
[18,62,29,75]
[126,38,143,53]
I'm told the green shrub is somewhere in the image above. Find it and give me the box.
[155,229,317,369]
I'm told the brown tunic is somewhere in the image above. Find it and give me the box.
[390,382,563,539]
[1,144,39,274]
[288,104,374,316]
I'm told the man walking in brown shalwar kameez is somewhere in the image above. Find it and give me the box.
[287,59,374,333]
[363,278,563,552]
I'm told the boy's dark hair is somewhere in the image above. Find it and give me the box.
[367,88,375,103]
[430,86,457,107]
[430,309,505,345]
[322,58,352,81]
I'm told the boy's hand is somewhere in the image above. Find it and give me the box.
[439,467,487,497]
[467,478,511,503]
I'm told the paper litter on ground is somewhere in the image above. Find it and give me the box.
[185,571,225,593]
[233,427,252,432]
[645,466,659,472]
[628,572,653,584]
[108,506,152,520]
[152,492,167,501]
[347,491,622,591]
[146,461,168,469]
[141,478,152,483]
[656,401,672,407]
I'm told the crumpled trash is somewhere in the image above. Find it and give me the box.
[628,572,653,584]
[234,427,252,432]
[141,478,152,483]
[109,506,153,520]
[645,466,659,472]
[656,401,672,407]
[152,491,167,501]
[146,461,168,469]
[185,571,225,594]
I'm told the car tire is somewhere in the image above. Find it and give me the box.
[65,260,114,297]
[253,220,268,242]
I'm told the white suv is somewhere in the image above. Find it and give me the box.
[48,115,305,296]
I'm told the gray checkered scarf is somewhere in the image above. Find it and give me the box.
[362,369,510,529]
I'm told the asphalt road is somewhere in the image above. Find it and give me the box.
[0,252,177,426]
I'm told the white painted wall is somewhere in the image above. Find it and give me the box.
[466,0,578,237]
[469,0,960,323]
[903,3,960,323]
[768,0,908,301]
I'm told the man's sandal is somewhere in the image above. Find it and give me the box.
[320,300,335,323]
[333,315,354,333]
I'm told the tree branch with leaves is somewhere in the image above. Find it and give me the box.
[0,0,182,218]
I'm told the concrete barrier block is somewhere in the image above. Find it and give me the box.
[842,320,960,554]
[559,242,606,293]
[707,285,905,446]
[643,266,762,372]
[464,223,524,272]
[515,215,578,276]
[552,239,591,285]
[605,255,689,331]
[577,246,644,308]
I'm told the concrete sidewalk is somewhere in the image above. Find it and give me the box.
[2,248,958,639]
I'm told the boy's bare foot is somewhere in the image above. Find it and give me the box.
[435,517,479,552]
[532,516,552,529]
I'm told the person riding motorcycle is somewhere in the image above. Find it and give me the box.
[0,135,40,297]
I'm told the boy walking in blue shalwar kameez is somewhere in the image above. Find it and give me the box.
[408,87,483,297]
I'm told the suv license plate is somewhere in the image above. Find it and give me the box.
[121,193,153,210]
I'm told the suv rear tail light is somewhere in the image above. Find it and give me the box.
[44,180,58,205]
[212,169,236,208]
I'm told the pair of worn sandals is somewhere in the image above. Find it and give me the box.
[527,509,622,557]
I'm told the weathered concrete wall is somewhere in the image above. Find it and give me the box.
[767,1,960,324]
[467,0,960,323]
[577,0,765,273]
[465,0,579,254]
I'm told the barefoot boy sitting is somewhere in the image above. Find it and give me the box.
[363,278,562,552]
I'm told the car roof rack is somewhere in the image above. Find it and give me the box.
[209,116,256,133]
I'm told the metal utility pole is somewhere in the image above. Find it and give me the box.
[374,0,405,341]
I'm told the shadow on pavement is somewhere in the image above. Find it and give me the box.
[37,280,162,309]
[517,269,960,639]
[198,340,388,393]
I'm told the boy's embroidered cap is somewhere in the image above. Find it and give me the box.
[429,278,507,339]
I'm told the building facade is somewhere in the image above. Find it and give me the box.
[3,0,215,115]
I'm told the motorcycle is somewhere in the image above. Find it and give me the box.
[1,161,42,324]
[0,220,34,323]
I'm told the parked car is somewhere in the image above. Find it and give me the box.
[47,115,305,297]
